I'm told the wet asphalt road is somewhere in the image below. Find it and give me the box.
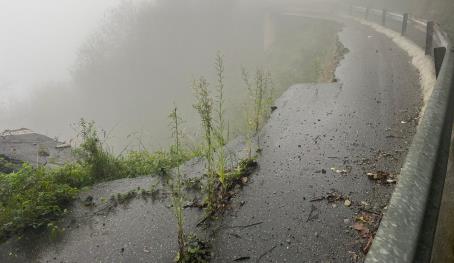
[0,18,422,263]
[210,19,421,262]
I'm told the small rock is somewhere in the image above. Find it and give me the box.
[314,232,319,237]
[321,169,326,174]
[343,218,350,224]
[344,199,352,207]
[83,195,94,207]
[241,177,248,184]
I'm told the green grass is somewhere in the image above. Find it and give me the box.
[0,164,80,241]
[0,120,196,243]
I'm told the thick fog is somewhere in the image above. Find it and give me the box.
[0,0,386,152]
[1,0,269,151]
[2,0,452,149]
[0,0,126,110]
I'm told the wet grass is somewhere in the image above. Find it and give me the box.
[0,120,196,243]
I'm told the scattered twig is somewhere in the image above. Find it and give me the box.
[306,204,319,222]
[228,221,263,229]
[310,196,325,202]
[234,256,251,261]
[256,245,277,262]
[196,213,214,227]
[359,207,382,215]
[228,233,242,239]
[386,135,404,139]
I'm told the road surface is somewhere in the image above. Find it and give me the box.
[210,18,421,262]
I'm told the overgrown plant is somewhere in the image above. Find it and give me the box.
[193,77,216,212]
[169,107,186,262]
[214,52,227,191]
[241,68,273,156]
[241,69,254,159]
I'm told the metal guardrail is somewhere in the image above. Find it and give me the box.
[350,6,454,263]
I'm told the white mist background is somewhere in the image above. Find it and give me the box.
[0,0,125,111]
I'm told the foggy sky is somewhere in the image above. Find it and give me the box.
[0,0,124,106]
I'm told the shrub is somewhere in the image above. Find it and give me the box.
[120,150,176,177]
[0,164,79,241]
[73,119,124,181]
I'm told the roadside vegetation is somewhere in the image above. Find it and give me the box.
[241,68,274,155]
[0,118,195,243]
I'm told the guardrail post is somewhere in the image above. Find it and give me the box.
[401,13,409,36]
[426,21,435,56]
[365,8,369,20]
[382,9,387,26]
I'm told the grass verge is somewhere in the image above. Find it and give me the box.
[0,120,195,243]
